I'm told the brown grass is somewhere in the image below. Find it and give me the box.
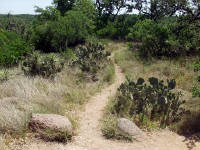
[0,134,9,150]
[0,58,115,147]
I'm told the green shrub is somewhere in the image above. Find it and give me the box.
[170,17,200,55]
[197,74,200,82]
[127,19,200,58]
[127,19,172,58]
[31,10,94,53]
[193,58,200,72]
[97,14,138,39]
[126,42,135,51]
[192,85,200,98]
[0,29,31,66]
[62,48,76,63]
[97,22,117,39]
[73,42,110,80]
[113,77,185,128]
[22,52,64,78]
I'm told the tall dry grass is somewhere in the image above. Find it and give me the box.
[0,60,115,139]
[0,135,9,150]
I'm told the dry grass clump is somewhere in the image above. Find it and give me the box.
[0,135,9,150]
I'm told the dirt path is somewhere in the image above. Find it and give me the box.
[21,47,200,150]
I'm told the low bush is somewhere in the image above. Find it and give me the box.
[22,52,64,78]
[193,58,200,72]
[127,19,172,58]
[0,29,31,66]
[112,77,185,128]
[192,85,200,98]
[97,14,138,40]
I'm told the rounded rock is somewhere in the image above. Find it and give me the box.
[117,118,145,137]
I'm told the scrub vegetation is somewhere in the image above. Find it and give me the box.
[0,0,199,148]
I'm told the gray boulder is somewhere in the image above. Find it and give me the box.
[29,114,73,141]
[117,118,145,137]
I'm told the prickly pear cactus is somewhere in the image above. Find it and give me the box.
[113,77,185,128]
[74,41,110,81]
[22,52,64,78]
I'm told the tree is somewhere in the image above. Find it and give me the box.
[73,0,97,21]
[130,0,200,21]
[130,0,183,21]
[96,0,130,21]
[53,0,75,16]
[34,6,60,23]
[178,0,200,21]
[31,10,92,52]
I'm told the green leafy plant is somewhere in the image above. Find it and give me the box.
[193,58,200,72]
[0,29,31,66]
[22,52,64,78]
[113,77,185,128]
[31,9,94,53]
[127,19,200,58]
[197,74,200,82]
[192,85,200,98]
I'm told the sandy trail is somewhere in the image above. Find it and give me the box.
[21,47,200,150]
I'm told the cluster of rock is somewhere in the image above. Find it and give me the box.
[29,114,144,141]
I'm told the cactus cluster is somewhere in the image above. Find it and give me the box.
[73,42,110,80]
[113,77,185,128]
[22,52,64,78]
